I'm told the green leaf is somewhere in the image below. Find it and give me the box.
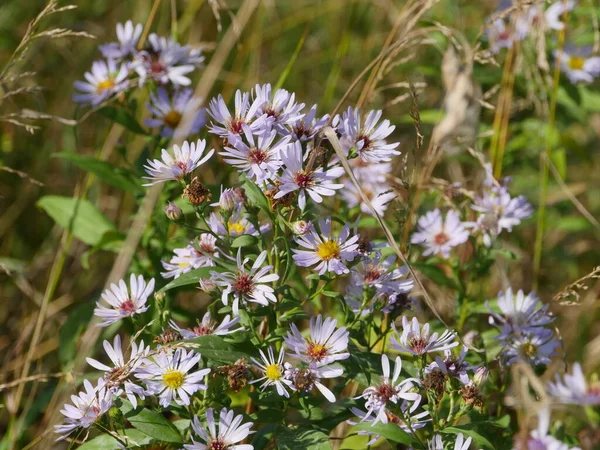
[54,153,142,193]
[37,195,119,247]
[78,430,152,449]
[275,426,332,450]
[231,234,259,248]
[242,176,272,215]
[442,426,495,449]
[120,401,183,444]
[550,148,567,179]
[185,335,251,364]
[411,262,458,290]
[353,422,421,447]
[158,266,225,293]
[98,106,148,135]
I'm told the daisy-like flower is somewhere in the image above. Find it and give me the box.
[287,104,330,141]
[410,209,469,258]
[143,139,214,185]
[503,329,561,367]
[547,362,600,405]
[207,90,267,137]
[211,250,279,316]
[545,0,576,30]
[347,255,414,299]
[184,408,254,450]
[428,433,472,450]
[389,316,459,356]
[208,207,269,238]
[161,235,219,279]
[349,402,431,442]
[284,362,342,403]
[99,20,143,60]
[145,87,206,137]
[250,347,292,398]
[86,335,149,408]
[169,312,242,339]
[54,378,113,440]
[488,288,554,339]
[292,217,359,275]
[274,141,345,210]
[382,292,420,315]
[338,107,400,163]
[513,406,580,450]
[220,125,290,183]
[136,348,210,407]
[134,33,204,86]
[424,347,472,385]
[557,46,600,84]
[254,83,305,130]
[284,315,349,367]
[485,19,516,54]
[73,59,129,106]
[94,274,155,327]
[356,355,422,425]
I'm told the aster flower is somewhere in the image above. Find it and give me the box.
[94,274,155,327]
[410,209,469,258]
[341,178,396,216]
[556,46,600,84]
[207,90,267,137]
[184,408,254,450]
[338,107,400,163]
[208,207,269,237]
[161,235,219,279]
[220,125,290,183]
[210,250,279,316]
[145,87,206,137]
[99,20,143,60]
[254,83,305,130]
[503,329,561,366]
[284,315,349,367]
[545,1,576,30]
[389,316,459,356]
[287,104,330,141]
[547,362,600,405]
[347,255,413,299]
[513,406,580,450]
[54,378,113,440]
[136,348,210,407]
[143,139,214,185]
[428,433,472,450]
[169,312,242,339]
[424,347,472,385]
[73,59,129,106]
[485,19,516,54]
[274,141,345,210]
[284,362,342,403]
[250,347,292,398]
[292,217,359,275]
[356,355,422,425]
[86,335,149,408]
[349,402,431,440]
[134,33,204,86]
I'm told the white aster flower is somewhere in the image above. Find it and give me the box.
[284,362,342,403]
[208,207,269,238]
[284,315,349,367]
[99,20,143,60]
[485,19,515,54]
[338,107,400,163]
[221,125,290,183]
[424,346,472,385]
[145,87,205,138]
[143,139,214,185]
[428,433,472,450]
[349,402,431,440]
[134,33,204,86]
[545,1,576,30]
[207,90,267,137]
[254,83,305,130]
[54,378,113,440]
[161,234,219,279]
[211,250,279,316]
[184,408,254,450]
[170,312,242,339]
[347,255,414,299]
[292,217,359,275]
[513,406,580,450]
[73,59,129,106]
[389,316,459,356]
[503,329,561,367]
[94,274,155,327]
[250,347,293,398]
[275,141,345,210]
[547,362,600,405]
[410,209,469,258]
[287,104,330,141]
[557,46,600,84]
[136,348,210,407]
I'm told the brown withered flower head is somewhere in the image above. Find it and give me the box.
[423,368,448,400]
[460,383,483,408]
[214,358,251,392]
[153,328,181,345]
[265,181,294,209]
[183,177,211,205]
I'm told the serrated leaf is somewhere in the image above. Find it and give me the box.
[54,153,142,193]
[231,234,259,248]
[120,401,183,444]
[78,429,152,449]
[159,266,226,293]
[98,106,148,135]
[37,195,119,247]
[353,422,421,447]
[275,426,332,450]
[185,335,251,364]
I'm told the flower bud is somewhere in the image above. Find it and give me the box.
[199,278,216,293]
[219,188,237,212]
[164,202,183,221]
[292,220,311,236]
[473,366,489,387]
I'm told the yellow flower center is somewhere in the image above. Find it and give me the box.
[178,261,190,269]
[306,342,328,362]
[228,221,247,234]
[164,110,182,128]
[96,78,115,94]
[316,240,340,261]
[162,370,185,389]
[568,56,585,71]
[522,343,537,358]
[265,364,282,381]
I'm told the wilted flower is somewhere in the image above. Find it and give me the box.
[94,274,155,327]
[145,87,205,137]
[199,278,217,293]
[184,408,254,450]
[425,346,472,385]
[143,139,214,185]
[547,362,600,405]
[250,347,292,398]
[389,316,459,356]
[73,59,129,106]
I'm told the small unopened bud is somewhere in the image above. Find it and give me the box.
[292,220,312,236]
[473,366,489,386]
[164,202,182,221]
[219,188,237,212]
[199,278,216,293]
